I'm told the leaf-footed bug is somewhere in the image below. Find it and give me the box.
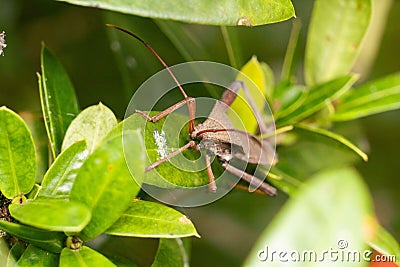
[106,24,277,196]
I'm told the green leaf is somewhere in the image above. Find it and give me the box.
[368,224,400,264]
[305,0,372,85]
[294,124,368,162]
[19,111,49,183]
[0,220,65,253]
[245,168,374,267]
[58,0,295,26]
[276,75,358,126]
[16,245,59,267]
[126,113,210,188]
[39,45,80,157]
[7,243,25,266]
[0,107,36,199]
[39,140,88,198]
[334,72,400,121]
[9,198,91,232]
[106,200,199,238]
[152,238,191,267]
[70,121,144,241]
[60,246,115,267]
[62,103,117,153]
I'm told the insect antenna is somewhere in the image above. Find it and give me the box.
[106,24,189,99]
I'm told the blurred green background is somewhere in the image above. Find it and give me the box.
[0,0,399,266]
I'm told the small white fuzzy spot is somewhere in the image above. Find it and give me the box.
[153,129,168,159]
[0,31,7,56]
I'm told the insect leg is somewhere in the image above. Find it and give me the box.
[145,140,197,172]
[205,154,217,192]
[135,97,195,122]
[221,162,277,196]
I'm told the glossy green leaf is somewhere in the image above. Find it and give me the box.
[305,0,372,85]
[70,121,144,241]
[16,245,59,267]
[39,140,88,198]
[0,220,65,253]
[334,72,400,121]
[106,200,199,238]
[245,168,374,267]
[9,198,91,232]
[295,124,368,162]
[7,243,25,267]
[60,246,115,267]
[368,224,400,264]
[58,0,295,26]
[0,107,36,199]
[276,75,358,126]
[62,103,117,153]
[228,56,267,133]
[152,238,191,267]
[19,111,49,183]
[39,45,80,157]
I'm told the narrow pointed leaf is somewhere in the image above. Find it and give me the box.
[0,107,36,199]
[152,238,191,267]
[62,103,117,153]
[276,75,358,126]
[334,72,400,121]
[245,168,374,267]
[39,45,80,157]
[39,140,88,198]
[9,198,91,232]
[368,225,400,264]
[60,246,115,267]
[57,0,295,26]
[305,0,372,85]
[295,124,368,162]
[70,122,144,241]
[106,200,199,238]
[16,245,59,267]
[0,220,65,253]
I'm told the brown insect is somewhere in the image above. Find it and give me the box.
[106,24,277,196]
